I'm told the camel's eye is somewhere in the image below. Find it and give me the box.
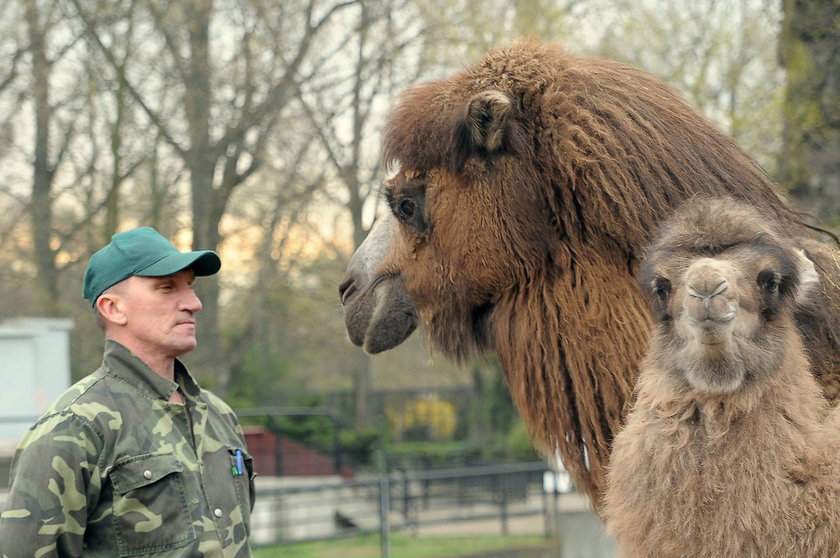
[386,190,427,233]
[653,277,671,301]
[758,270,781,294]
[398,198,416,220]
[385,172,428,233]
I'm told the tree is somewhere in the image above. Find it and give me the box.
[596,0,785,171]
[295,0,429,427]
[779,0,840,224]
[411,0,587,75]
[22,0,87,315]
[69,0,358,392]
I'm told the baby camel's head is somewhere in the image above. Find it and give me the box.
[640,198,819,395]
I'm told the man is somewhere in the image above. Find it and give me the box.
[0,227,255,557]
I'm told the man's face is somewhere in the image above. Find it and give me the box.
[113,269,203,359]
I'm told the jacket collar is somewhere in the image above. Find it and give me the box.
[101,339,202,401]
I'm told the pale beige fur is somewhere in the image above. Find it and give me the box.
[605,198,840,557]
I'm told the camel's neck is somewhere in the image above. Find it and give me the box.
[491,247,650,505]
[635,332,829,447]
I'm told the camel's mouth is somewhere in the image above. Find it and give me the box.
[686,315,735,328]
[684,289,737,348]
[342,272,419,354]
[687,319,734,346]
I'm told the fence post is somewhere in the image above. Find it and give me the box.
[331,415,342,475]
[378,450,391,558]
[542,483,550,538]
[400,469,411,530]
[493,474,509,536]
[500,485,509,536]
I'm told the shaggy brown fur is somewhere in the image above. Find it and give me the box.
[339,38,840,508]
[605,198,840,557]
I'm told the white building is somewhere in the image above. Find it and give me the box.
[0,317,73,451]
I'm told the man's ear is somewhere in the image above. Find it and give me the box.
[96,292,127,326]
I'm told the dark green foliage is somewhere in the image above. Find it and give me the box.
[242,396,382,467]
[483,371,519,440]
[225,345,292,410]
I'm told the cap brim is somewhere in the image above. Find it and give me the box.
[136,250,221,278]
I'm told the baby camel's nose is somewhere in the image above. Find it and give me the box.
[688,279,728,308]
[684,259,737,326]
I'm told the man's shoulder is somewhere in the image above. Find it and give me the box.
[16,370,113,452]
[41,368,109,415]
[31,366,134,433]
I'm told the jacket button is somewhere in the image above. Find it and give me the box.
[214,508,223,518]
[143,470,152,479]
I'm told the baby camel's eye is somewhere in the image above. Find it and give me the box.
[653,277,672,301]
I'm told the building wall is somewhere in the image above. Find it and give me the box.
[0,318,73,451]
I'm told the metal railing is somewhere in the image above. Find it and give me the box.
[249,460,557,548]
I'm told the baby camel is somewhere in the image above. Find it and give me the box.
[604,198,840,558]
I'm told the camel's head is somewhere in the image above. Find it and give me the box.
[639,198,819,394]
[339,65,555,360]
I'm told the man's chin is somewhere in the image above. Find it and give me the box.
[169,339,198,357]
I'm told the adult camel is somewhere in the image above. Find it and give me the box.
[339,39,840,509]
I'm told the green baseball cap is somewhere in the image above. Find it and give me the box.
[82,227,221,306]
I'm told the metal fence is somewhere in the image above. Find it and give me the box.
[251,461,561,546]
[1,415,616,556]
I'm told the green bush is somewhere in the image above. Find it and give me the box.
[385,440,482,469]
[503,420,540,461]
[386,396,458,442]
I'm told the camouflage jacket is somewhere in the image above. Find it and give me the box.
[0,340,255,557]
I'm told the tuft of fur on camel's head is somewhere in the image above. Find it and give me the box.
[339,38,840,510]
[605,198,840,557]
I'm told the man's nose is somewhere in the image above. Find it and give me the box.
[183,288,203,312]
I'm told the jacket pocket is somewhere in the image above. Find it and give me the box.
[227,446,255,530]
[109,452,195,556]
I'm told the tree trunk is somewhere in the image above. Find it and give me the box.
[182,0,229,392]
[25,0,58,315]
[778,0,840,222]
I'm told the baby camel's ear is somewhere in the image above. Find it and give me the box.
[794,249,820,303]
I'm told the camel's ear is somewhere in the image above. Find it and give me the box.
[465,90,512,151]
[450,90,522,168]
[794,249,819,303]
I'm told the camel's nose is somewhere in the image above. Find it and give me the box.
[688,279,728,308]
[684,259,737,326]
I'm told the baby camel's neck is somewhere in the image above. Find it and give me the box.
[638,334,829,446]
